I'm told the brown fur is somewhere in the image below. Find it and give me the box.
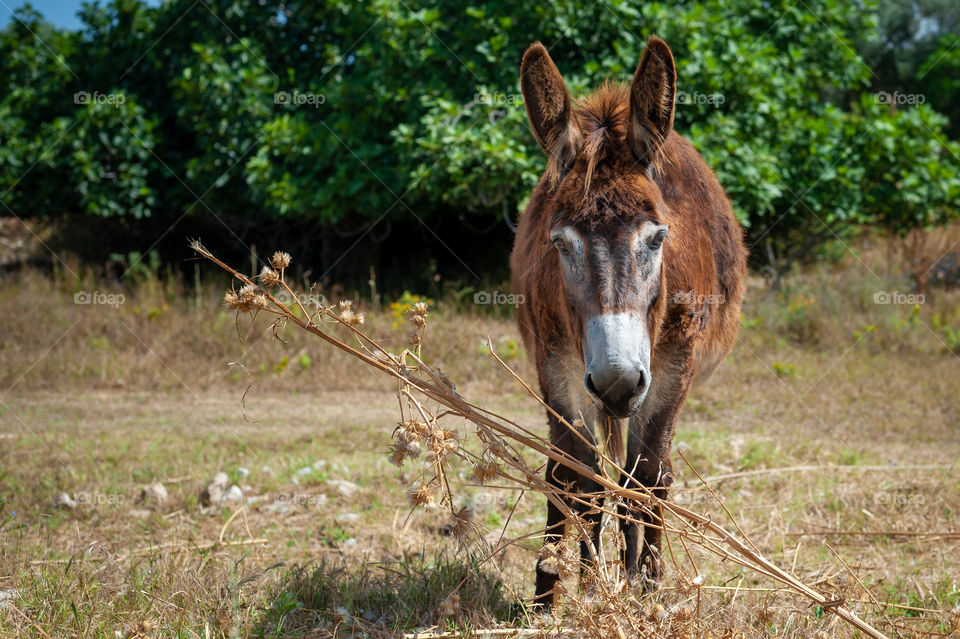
[511,35,747,606]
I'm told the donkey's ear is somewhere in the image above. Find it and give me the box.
[627,35,676,165]
[521,42,582,182]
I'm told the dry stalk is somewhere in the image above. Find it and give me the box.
[191,241,891,639]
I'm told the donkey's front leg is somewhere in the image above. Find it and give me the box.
[620,373,690,591]
[533,412,603,608]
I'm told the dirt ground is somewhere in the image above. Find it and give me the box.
[1,261,959,637]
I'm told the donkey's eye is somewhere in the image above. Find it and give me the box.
[552,238,570,255]
[647,229,668,250]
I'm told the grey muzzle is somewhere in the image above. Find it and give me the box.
[583,313,651,417]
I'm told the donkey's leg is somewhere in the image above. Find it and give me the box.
[533,456,569,608]
[533,408,603,608]
[634,421,673,592]
[618,422,650,587]
[618,421,673,590]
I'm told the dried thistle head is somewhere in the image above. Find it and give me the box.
[340,308,365,326]
[412,301,429,317]
[449,505,474,540]
[409,313,426,328]
[427,429,458,462]
[388,447,406,467]
[270,251,291,270]
[338,299,352,312]
[223,290,240,310]
[408,482,435,508]
[223,285,261,313]
[259,266,280,287]
[396,419,429,441]
[238,284,257,301]
[408,331,422,346]
[483,440,507,460]
[538,530,579,579]
[472,459,498,484]
[390,436,422,463]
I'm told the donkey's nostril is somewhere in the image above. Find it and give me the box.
[635,370,648,396]
[584,372,600,398]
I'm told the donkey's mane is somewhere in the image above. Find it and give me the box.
[573,81,630,195]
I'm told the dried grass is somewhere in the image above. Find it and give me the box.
[192,240,896,638]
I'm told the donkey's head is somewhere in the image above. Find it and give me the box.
[521,36,676,418]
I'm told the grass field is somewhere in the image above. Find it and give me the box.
[1,246,958,637]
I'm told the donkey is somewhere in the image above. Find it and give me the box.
[510,35,747,607]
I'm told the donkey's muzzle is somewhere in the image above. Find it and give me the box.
[583,313,651,418]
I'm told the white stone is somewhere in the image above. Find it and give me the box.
[53,492,76,509]
[335,512,359,524]
[140,482,168,503]
[222,485,243,502]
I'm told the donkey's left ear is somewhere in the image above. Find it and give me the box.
[627,35,676,165]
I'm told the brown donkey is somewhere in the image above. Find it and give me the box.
[510,35,747,607]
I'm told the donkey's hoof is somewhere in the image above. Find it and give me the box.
[639,553,665,593]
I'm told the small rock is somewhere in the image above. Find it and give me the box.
[297,466,313,476]
[200,485,222,507]
[312,460,327,471]
[335,512,359,525]
[237,467,250,479]
[241,484,252,493]
[140,482,168,504]
[263,501,290,515]
[327,480,359,498]
[246,495,264,505]
[344,538,357,548]
[199,472,230,507]
[53,492,76,509]
[0,589,21,609]
[222,485,243,502]
[130,508,153,519]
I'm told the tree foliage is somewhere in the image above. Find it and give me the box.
[1,0,958,280]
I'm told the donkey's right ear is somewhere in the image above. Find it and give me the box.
[521,43,582,183]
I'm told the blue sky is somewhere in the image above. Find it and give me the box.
[3,0,160,31]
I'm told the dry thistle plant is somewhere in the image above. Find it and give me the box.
[191,241,892,639]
